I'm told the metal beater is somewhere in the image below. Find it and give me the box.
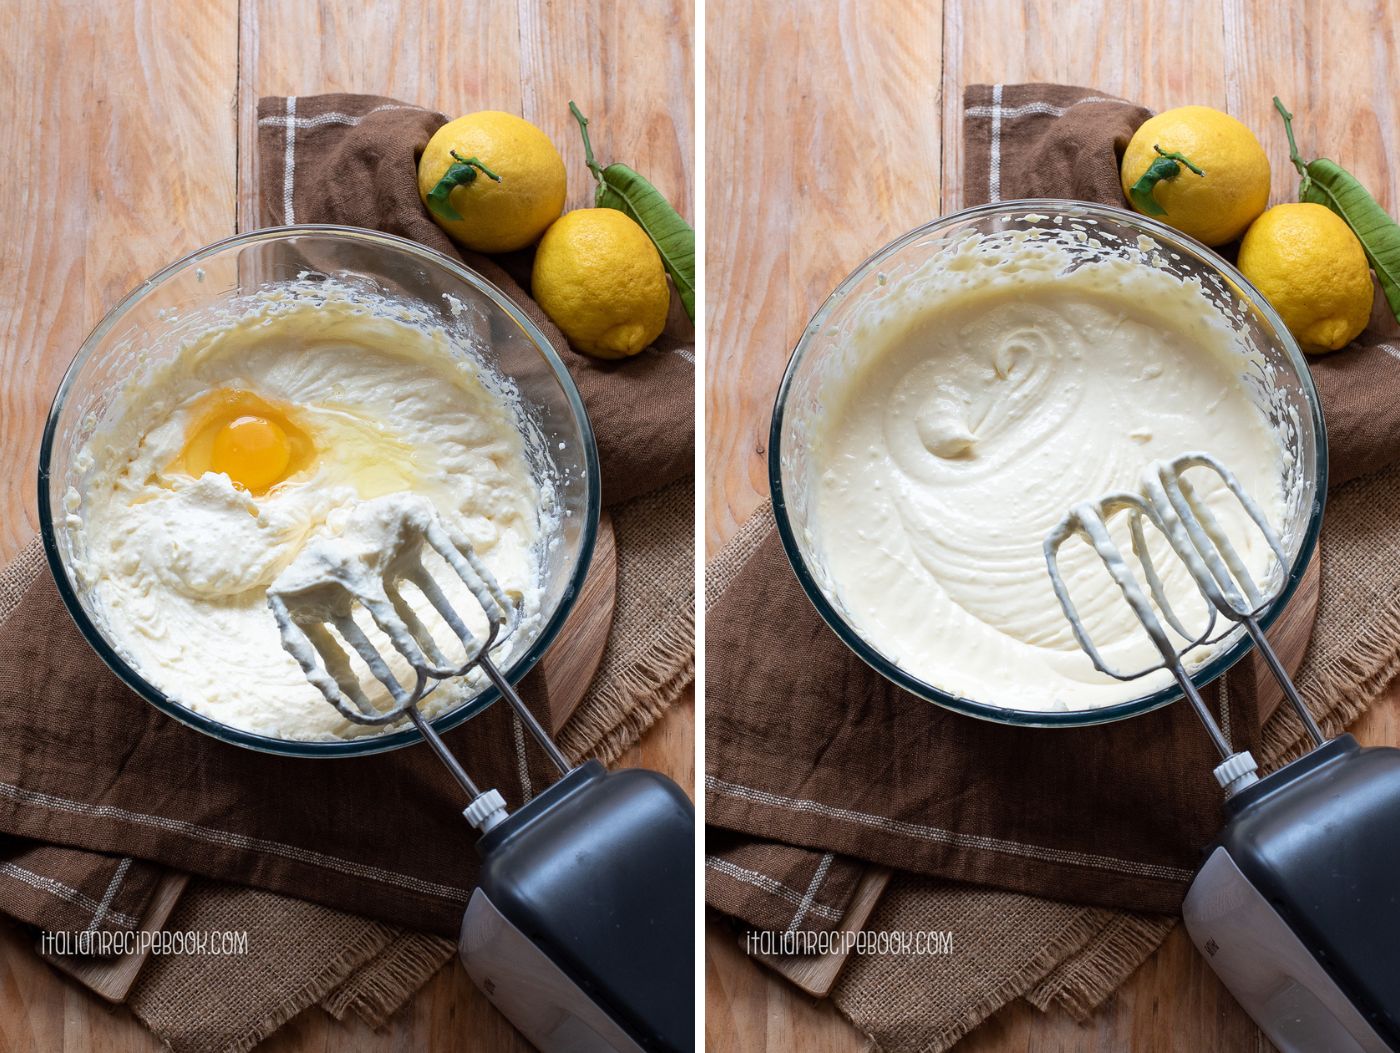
[266,494,570,829]
[1043,451,1325,795]
[266,494,695,1051]
[1047,454,1400,1052]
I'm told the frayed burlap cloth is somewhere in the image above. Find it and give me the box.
[707,83,1400,1052]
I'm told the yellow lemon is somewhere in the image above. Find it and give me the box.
[532,209,670,359]
[1238,203,1374,353]
[418,112,566,253]
[1120,106,1270,246]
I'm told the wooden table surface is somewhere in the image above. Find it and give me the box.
[705,0,1400,1050]
[0,0,693,1050]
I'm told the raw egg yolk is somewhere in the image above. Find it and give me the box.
[176,390,314,495]
[212,415,292,492]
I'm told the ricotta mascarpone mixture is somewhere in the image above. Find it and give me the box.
[809,232,1289,711]
[66,285,546,740]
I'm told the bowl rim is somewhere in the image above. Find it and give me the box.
[768,198,1328,728]
[38,223,601,758]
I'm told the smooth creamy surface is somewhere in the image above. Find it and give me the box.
[68,286,544,740]
[810,237,1287,711]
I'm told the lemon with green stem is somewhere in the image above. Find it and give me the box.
[1120,106,1270,246]
[1273,96,1400,330]
[569,102,695,321]
[417,112,567,253]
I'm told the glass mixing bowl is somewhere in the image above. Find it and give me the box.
[770,200,1327,728]
[39,226,600,756]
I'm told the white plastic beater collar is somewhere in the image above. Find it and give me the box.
[1214,751,1260,797]
[464,789,509,832]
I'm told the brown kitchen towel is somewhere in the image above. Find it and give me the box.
[706,830,866,937]
[0,88,691,954]
[0,554,172,944]
[706,81,1400,1048]
[0,836,165,940]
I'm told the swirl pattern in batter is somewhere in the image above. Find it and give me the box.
[811,248,1286,710]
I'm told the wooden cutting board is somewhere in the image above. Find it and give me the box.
[45,512,618,1003]
[540,513,619,733]
[761,551,1323,997]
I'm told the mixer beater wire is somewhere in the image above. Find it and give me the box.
[268,495,570,830]
[1044,452,1324,794]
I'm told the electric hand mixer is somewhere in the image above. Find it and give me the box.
[268,496,694,1053]
[1046,453,1400,1052]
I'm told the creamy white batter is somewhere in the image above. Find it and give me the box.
[66,284,546,740]
[809,233,1287,711]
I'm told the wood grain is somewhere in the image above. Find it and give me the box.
[1224,0,1400,213]
[0,0,239,565]
[703,0,943,551]
[539,513,618,733]
[0,0,693,1049]
[705,0,1400,1050]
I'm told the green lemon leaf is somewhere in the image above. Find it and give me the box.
[1276,97,1400,325]
[426,151,501,223]
[570,102,695,321]
[1129,155,1179,216]
[1127,146,1204,218]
